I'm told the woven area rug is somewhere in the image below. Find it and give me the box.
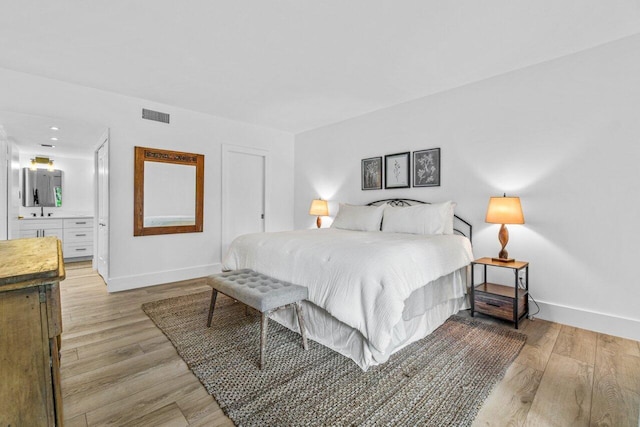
[142,291,526,426]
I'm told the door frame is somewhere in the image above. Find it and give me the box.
[7,142,20,239]
[221,144,269,259]
[94,131,110,281]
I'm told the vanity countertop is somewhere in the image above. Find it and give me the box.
[19,215,94,220]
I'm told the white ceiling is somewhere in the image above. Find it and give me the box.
[1,1,639,134]
[0,111,106,158]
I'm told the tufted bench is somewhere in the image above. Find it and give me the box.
[206,269,309,369]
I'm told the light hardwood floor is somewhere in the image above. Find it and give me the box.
[60,262,640,426]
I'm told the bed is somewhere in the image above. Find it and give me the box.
[222,199,474,370]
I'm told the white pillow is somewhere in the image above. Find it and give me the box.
[331,203,385,232]
[381,201,456,235]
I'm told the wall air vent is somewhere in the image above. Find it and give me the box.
[142,108,170,124]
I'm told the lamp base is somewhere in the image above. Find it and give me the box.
[494,226,514,262]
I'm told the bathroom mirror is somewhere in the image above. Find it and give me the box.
[133,146,204,236]
[22,168,64,207]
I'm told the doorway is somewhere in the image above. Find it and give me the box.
[221,144,268,258]
[0,111,106,252]
[95,137,109,281]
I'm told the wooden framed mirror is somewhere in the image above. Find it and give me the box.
[134,146,204,236]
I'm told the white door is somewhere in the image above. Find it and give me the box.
[221,145,267,258]
[96,139,109,281]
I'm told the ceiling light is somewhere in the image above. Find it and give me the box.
[50,137,58,141]
[50,126,59,131]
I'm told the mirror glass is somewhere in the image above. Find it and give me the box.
[143,162,196,227]
[22,168,63,207]
[134,146,204,236]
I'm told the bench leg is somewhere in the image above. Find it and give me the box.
[260,312,269,369]
[294,301,309,351]
[207,289,218,328]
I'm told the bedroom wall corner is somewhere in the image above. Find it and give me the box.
[293,34,640,341]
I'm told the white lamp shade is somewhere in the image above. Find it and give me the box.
[309,199,329,216]
[485,196,524,224]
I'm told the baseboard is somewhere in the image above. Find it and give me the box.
[107,263,222,293]
[533,299,640,342]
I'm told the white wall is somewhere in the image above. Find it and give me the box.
[0,139,7,239]
[294,35,640,341]
[0,67,295,292]
[18,153,95,218]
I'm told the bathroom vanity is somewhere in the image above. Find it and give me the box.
[20,216,94,260]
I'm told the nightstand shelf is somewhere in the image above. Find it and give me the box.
[471,257,529,329]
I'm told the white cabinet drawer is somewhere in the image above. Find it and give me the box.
[64,228,92,243]
[20,219,63,230]
[63,218,93,228]
[63,242,93,258]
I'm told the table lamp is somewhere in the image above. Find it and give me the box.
[309,199,329,228]
[485,194,524,262]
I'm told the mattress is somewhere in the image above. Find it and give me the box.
[222,228,474,370]
[270,267,468,370]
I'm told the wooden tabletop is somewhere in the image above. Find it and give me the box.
[472,257,529,269]
[0,237,66,290]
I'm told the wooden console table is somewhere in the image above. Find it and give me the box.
[0,237,66,426]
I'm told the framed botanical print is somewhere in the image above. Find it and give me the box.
[413,148,440,187]
[384,152,410,189]
[361,156,382,190]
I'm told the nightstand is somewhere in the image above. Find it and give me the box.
[470,257,529,329]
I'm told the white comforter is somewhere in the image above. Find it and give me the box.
[222,228,473,356]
